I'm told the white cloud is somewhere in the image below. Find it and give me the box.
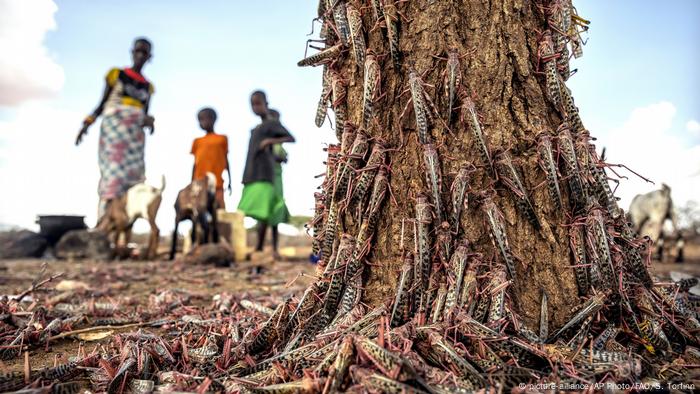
[0,104,92,229]
[687,119,700,137]
[0,0,64,106]
[599,102,700,210]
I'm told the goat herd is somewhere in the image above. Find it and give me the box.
[96,172,221,261]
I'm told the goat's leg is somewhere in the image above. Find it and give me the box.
[113,230,121,250]
[169,220,180,260]
[148,220,160,260]
[124,226,133,247]
[198,214,210,244]
[676,242,685,263]
[191,219,198,245]
[656,239,664,262]
[210,206,219,243]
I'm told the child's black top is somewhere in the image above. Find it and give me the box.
[242,119,293,185]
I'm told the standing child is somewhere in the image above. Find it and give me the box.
[191,107,231,209]
[238,91,295,259]
[267,109,291,252]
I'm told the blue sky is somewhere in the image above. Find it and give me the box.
[570,0,699,140]
[0,0,698,232]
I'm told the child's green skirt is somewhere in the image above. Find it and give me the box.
[238,178,289,225]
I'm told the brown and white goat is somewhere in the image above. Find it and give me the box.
[169,172,219,260]
[96,175,165,259]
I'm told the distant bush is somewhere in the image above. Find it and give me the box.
[289,215,312,229]
[678,201,700,236]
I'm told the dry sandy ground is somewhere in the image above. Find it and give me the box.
[1,239,698,374]
[0,256,316,373]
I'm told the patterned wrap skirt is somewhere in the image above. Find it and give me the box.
[97,105,146,200]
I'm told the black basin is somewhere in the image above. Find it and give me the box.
[36,215,87,246]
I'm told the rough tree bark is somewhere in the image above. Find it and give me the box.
[315,0,580,330]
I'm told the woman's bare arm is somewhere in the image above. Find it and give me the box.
[76,81,113,145]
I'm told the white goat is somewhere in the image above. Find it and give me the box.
[628,183,684,262]
[97,175,166,259]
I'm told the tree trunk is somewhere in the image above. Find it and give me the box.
[232,0,699,389]
[315,0,580,330]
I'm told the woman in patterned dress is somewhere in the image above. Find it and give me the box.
[75,38,155,220]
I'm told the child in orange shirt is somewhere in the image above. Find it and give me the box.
[191,107,231,208]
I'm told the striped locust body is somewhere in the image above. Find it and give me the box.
[422,143,444,223]
[472,284,491,323]
[361,167,389,244]
[557,124,587,207]
[408,71,433,145]
[286,283,323,341]
[424,269,443,322]
[339,169,388,314]
[362,55,381,129]
[537,132,563,211]
[346,4,366,68]
[495,152,540,230]
[315,65,331,128]
[585,207,617,292]
[538,32,562,107]
[340,123,357,155]
[638,317,671,355]
[548,293,605,341]
[593,324,619,351]
[553,32,570,80]
[334,274,362,326]
[371,0,384,23]
[444,241,469,315]
[350,142,386,208]
[540,291,549,340]
[569,224,590,296]
[458,266,478,310]
[431,283,448,323]
[354,337,423,383]
[323,144,341,193]
[461,96,494,177]
[390,253,415,327]
[297,44,342,67]
[419,330,486,386]
[486,269,508,328]
[383,2,401,69]
[350,367,427,394]
[616,219,653,287]
[248,299,291,356]
[569,7,590,58]
[549,1,571,80]
[333,132,369,201]
[677,277,699,292]
[323,336,355,394]
[323,234,356,319]
[449,166,470,234]
[415,194,433,295]
[321,200,340,265]
[445,49,461,121]
[327,0,350,46]
[560,83,585,134]
[483,198,517,281]
[311,192,326,257]
[587,145,621,219]
[331,71,348,140]
[414,194,433,319]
